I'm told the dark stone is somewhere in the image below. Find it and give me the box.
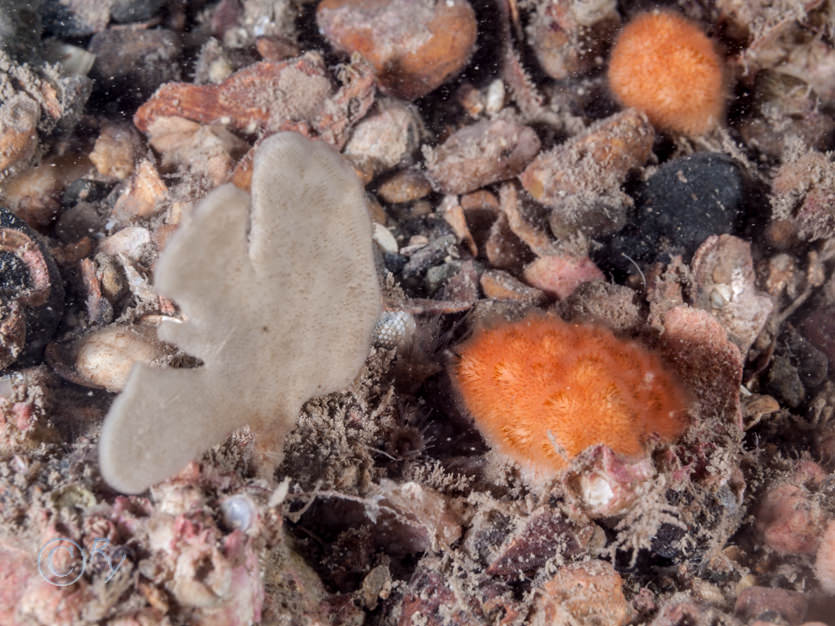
[42,0,108,37]
[765,326,828,407]
[604,153,744,273]
[88,27,182,109]
[382,251,407,275]
[110,0,165,23]
[401,234,458,281]
[0,0,43,61]
[62,178,114,207]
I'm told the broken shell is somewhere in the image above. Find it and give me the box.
[111,160,168,224]
[530,559,630,625]
[45,324,172,393]
[691,235,773,354]
[0,208,65,369]
[480,269,547,304]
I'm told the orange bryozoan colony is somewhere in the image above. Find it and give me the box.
[451,315,689,478]
[607,10,725,136]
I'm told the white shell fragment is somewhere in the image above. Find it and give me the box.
[75,325,168,393]
[99,132,382,494]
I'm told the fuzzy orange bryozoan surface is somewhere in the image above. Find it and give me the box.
[451,314,689,477]
[607,10,725,136]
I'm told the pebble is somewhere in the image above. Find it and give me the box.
[0,94,39,176]
[519,109,654,239]
[756,483,825,555]
[401,233,457,282]
[530,0,620,79]
[522,254,604,299]
[798,303,835,369]
[344,100,423,179]
[439,260,479,303]
[134,52,331,135]
[734,586,808,626]
[111,160,167,224]
[98,226,154,262]
[424,118,541,195]
[0,154,92,228]
[771,150,835,242]
[560,281,642,332]
[607,152,744,271]
[110,0,166,23]
[658,306,743,425]
[89,122,143,180]
[377,169,432,204]
[148,119,249,186]
[317,0,478,100]
[765,327,828,409]
[480,270,547,304]
[372,223,398,254]
[42,0,109,37]
[0,0,43,60]
[484,213,533,271]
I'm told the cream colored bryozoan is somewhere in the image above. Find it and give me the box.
[99,132,381,494]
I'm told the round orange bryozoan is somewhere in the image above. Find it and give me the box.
[607,10,725,136]
[451,314,689,477]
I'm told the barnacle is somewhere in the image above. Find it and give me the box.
[451,313,689,479]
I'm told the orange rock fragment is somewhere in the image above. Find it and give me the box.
[317,0,477,100]
[134,53,332,134]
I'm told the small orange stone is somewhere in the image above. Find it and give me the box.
[451,314,688,478]
[316,0,477,100]
[607,10,725,135]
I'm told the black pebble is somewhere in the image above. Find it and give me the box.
[603,153,744,273]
